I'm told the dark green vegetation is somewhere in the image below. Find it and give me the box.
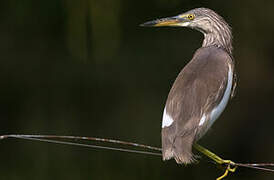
[1,1,274,180]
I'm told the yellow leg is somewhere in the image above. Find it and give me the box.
[193,143,235,165]
[193,143,237,180]
[216,164,237,180]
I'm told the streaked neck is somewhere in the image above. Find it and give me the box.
[202,21,233,55]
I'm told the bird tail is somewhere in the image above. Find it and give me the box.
[162,130,196,164]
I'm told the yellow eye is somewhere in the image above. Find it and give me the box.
[188,14,195,20]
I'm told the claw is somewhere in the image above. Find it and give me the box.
[193,144,237,180]
[216,161,237,180]
[222,160,236,167]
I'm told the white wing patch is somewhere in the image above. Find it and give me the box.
[199,114,206,126]
[162,107,174,128]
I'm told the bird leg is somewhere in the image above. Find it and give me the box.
[193,143,237,180]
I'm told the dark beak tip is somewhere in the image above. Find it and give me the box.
[139,21,156,27]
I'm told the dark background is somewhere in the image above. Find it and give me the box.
[1,0,274,180]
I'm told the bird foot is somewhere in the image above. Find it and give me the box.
[221,160,236,166]
[193,144,237,180]
[216,160,237,180]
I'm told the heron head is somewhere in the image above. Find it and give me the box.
[141,8,227,35]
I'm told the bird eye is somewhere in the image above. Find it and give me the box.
[188,14,195,20]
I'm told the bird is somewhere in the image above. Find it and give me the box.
[141,8,237,164]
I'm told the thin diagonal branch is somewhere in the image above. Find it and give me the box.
[9,136,162,156]
[1,134,161,151]
[1,134,274,173]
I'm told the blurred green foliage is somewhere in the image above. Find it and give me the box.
[1,0,274,180]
